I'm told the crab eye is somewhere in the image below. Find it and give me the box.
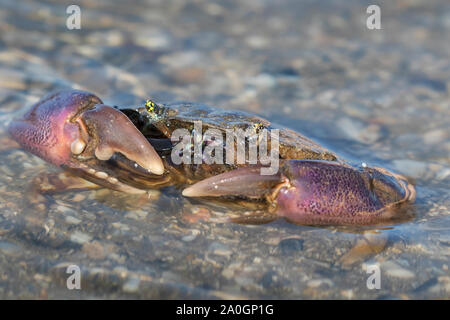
[71,138,86,155]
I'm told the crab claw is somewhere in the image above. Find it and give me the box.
[78,104,164,175]
[8,90,99,167]
[182,160,416,225]
[9,90,164,191]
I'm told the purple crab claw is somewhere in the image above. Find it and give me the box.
[8,90,164,192]
[182,160,416,225]
[79,104,164,175]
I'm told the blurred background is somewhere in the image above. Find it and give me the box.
[0,0,448,299]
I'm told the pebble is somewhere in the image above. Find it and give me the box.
[438,234,450,246]
[172,67,205,84]
[71,194,86,202]
[278,238,304,254]
[0,241,22,256]
[307,279,334,288]
[245,36,268,48]
[221,262,242,279]
[86,31,124,47]
[182,229,200,242]
[65,216,81,225]
[82,241,111,260]
[70,231,92,245]
[134,30,171,50]
[336,117,381,144]
[122,277,141,293]
[205,3,224,16]
[423,128,448,145]
[436,168,450,180]
[247,73,276,89]
[158,51,203,69]
[111,222,130,231]
[438,276,450,293]
[56,204,78,216]
[234,275,254,287]
[124,210,148,221]
[392,159,428,178]
[0,69,26,90]
[340,289,354,299]
[382,261,416,279]
[208,242,232,257]
[394,133,422,146]
[108,253,126,264]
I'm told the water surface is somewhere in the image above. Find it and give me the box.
[0,0,449,299]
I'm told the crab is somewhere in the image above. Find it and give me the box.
[8,90,416,225]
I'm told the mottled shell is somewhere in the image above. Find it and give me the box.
[123,101,337,162]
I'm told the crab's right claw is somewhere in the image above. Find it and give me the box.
[8,90,164,192]
[78,104,164,175]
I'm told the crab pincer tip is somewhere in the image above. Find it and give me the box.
[145,158,165,175]
[81,104,166,175]
[181,185,199,197]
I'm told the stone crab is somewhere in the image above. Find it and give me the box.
[8,90,416,225]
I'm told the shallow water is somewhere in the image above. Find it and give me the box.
[0,0,449,299]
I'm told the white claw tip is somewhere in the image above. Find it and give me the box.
[71,138,86,155]
[182,187,195,197]
[149,164,165,175]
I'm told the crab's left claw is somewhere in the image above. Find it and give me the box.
[182,160,416,225]
[8,90,164,193]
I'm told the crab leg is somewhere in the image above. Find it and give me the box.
[182,165,282,198]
